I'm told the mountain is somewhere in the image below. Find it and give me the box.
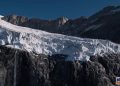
[0,16,120,61]
[2,6,120,43]
[0,45,119,86]
[0,5,120,86]
[81,6,120,43]
[2,15,69,33]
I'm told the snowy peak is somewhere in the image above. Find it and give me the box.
[56,17,69,25]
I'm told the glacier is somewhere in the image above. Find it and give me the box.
[0,15,120,61]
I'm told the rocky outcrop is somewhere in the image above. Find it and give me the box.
[91,54,120,84]
[2,15,28,25]
[2,15,69,33]
[0,46,119,86]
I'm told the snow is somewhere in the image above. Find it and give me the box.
[0,15,3,18]
[0,16,120,61]
[61,17,68,24]
[57,17,69,26]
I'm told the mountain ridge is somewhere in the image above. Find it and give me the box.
[2,5,120,43]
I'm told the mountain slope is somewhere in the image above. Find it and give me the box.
[81,6,120,43]
[0,16,120,61]
[3,6,120,43]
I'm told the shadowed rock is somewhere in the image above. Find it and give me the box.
[0,46,118,86]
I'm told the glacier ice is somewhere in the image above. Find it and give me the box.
[0,16,120,61]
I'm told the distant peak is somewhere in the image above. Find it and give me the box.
[56,16,69,25]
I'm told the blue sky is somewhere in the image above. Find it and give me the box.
[0,0,120,19]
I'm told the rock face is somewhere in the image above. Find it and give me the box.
[2,15,28,25]
[0,46,119,86]
[2,15,69,33]
[2,6,120,43]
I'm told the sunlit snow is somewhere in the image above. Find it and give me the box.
[0,16,120,61]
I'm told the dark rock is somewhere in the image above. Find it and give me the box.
[2,15,28,25]
[82,61,112,86]
[0,46,118,86]
[97,54,120,84]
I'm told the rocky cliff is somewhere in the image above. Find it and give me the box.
[0,46,119,86]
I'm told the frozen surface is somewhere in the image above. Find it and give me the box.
[0,16,120,61]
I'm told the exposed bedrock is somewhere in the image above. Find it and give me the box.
[0,46,119,86]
